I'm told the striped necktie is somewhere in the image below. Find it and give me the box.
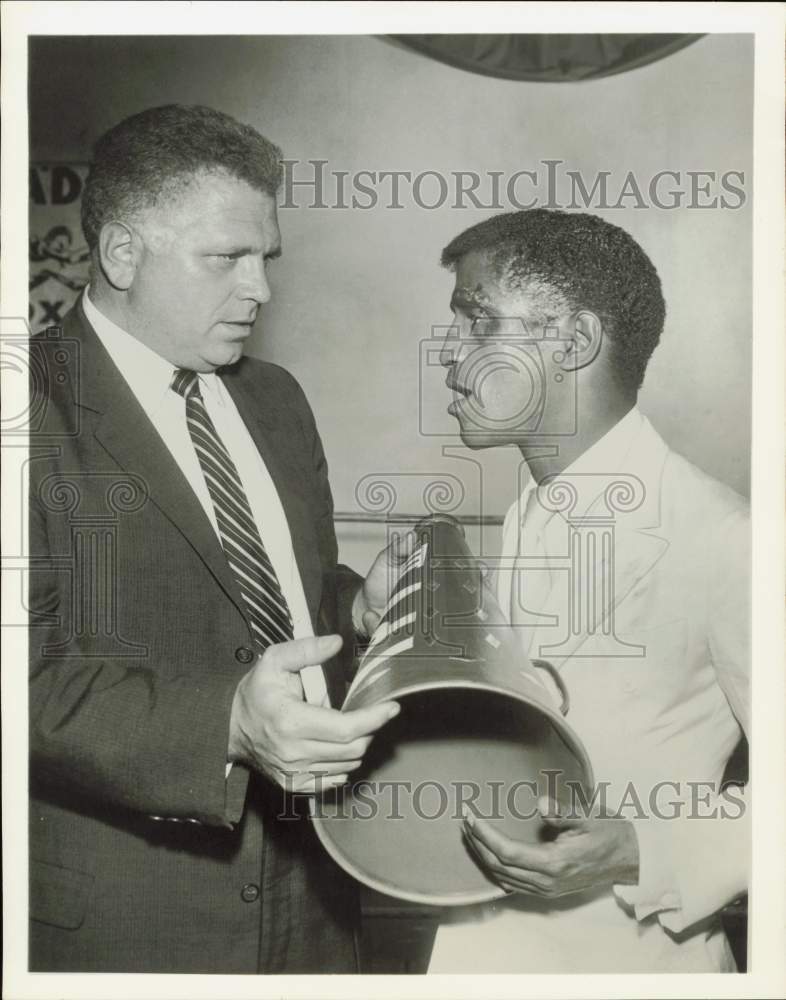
[171,368,294,650]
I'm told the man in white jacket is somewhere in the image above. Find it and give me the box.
[429,208,749,973]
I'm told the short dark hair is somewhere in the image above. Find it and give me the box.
[441,209,666,391]
[81,104,283,249]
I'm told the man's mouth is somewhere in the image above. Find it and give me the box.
[446,375,474,417]
[446,376,472,399]
[221,319,256,335]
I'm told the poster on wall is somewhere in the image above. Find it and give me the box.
[29,163,90,332]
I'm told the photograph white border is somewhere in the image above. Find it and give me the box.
[2,3,784,998]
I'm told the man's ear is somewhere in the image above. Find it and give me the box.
[97,220,139,291]
[558,310,603,371]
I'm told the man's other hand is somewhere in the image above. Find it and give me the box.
[352,530,416,636]
[463,796,640,898]
[228,634,399,792]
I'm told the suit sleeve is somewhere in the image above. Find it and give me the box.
[28,479,247,828]
[614,504,750,933]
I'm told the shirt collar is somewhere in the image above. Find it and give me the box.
[519,407,644,531]
[561,406,643,479]
[82,288,224,408]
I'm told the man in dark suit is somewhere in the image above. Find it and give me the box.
[28,104,399,973]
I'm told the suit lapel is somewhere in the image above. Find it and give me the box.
[528,419,671,662]
[68,305,249,619]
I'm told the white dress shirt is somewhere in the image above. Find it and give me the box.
[82,290,328,710]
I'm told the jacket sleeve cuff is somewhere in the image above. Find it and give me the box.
[149,670,250,829]
[613,787,750,933]
[224,761,250,825]
[613,815,681,922]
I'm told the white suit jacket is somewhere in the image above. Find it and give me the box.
[430,412,749,973]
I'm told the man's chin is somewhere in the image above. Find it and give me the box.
[456,425,499,450]
[202,343,245,370]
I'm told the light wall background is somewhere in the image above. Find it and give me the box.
[29,33,753,571]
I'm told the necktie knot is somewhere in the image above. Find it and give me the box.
[171,368,201,400]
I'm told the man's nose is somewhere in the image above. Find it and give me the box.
[237,255,271,304]
[438,323,460,368]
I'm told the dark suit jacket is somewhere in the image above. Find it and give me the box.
[28,300,362,972]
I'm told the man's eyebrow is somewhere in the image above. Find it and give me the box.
[204,245,282,260]
[451,286,501,316]
[450,287,484,311]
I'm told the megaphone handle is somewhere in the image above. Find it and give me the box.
[531,659,570,716]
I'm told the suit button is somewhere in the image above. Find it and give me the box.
[235,646,255,664]
[241,883,260,903]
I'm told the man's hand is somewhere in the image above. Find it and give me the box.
[228,634,399,792]
[463,796,639,898]
[352,530,416,636]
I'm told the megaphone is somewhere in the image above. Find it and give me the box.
[312,514,593,906]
